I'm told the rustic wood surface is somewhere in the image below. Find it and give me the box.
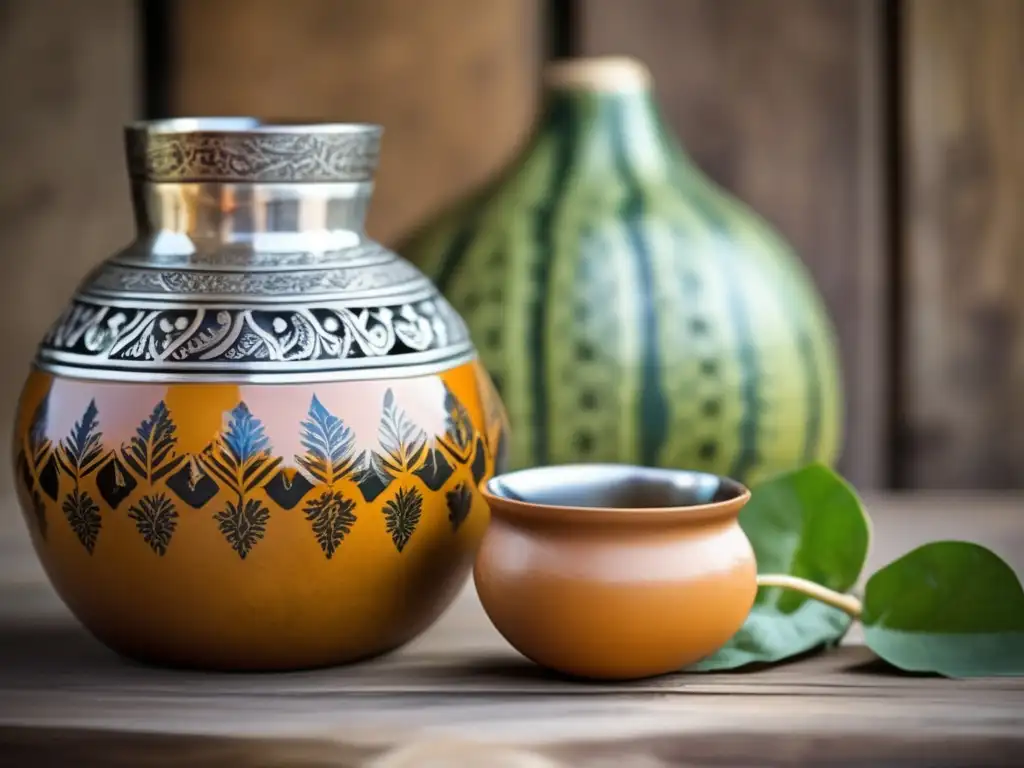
[578,0,890,491]
[1,494,1021,766]
[0,0,138,521]
[172,0,540,247]
[900,0,1024,489]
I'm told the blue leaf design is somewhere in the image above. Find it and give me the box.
[297,395,357,485]
[223,403,271,465]
[202,402,281,496]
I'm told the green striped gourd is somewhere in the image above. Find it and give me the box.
[400,57,842,485]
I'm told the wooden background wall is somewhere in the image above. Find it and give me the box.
[0,0,1020,514]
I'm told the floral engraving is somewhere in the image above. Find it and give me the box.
[39,297,469,371]
[86,259,423,298]
[126,130,381,184]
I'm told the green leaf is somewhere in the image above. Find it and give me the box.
[691,463,870,671]
[862,541,1024,677]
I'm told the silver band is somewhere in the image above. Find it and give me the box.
[125,120,383,184]
[35,293,472,382]
[36,349,476,384]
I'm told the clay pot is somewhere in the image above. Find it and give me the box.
[11,119,509,670]
[475,464,757,680]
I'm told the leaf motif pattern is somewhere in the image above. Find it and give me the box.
[446,482,473,532]
[57,400,107,553]
[383,486,423,553]
[305,490,357,559]
[354,450,395,503]
[377,389,427,475]
[128,493,179,556]
[203,402,280,559]
[121,400,182,482]
[297,395,357,485]
[28,395,52,470]
[18,392,55,539]
[215,497,270,560]
[26,384,485,559]
[57,400,106,480]
[201,402,281,497]
[440,383,474,460]
[62,489,101,554]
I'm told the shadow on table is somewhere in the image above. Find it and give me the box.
[843,655,939,678]
[0,620,120,675]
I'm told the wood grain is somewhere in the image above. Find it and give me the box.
[0,0,138,523]
[577,0,890,490]
[900,0,1024,488]
[1,494,1022,765]
[172,0,541,247]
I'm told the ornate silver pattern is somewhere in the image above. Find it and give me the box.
[85,260,425,299]
[113,243,387,271]
[34,120,478,384]
[126,129,382,183]
[38,296,471,376]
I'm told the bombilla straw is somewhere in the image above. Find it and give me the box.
[756,574,864,618]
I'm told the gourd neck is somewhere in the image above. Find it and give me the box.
[130,180,374,259]
[529,57,686,181]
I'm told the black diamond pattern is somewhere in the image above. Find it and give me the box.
[470,436,487,485]
[96,456,138,510]
[413,447,455,491]
[264,469,315,510]
[166,458,220,509]
[355,452,394,503]
[446,482,473,532]
[37,454,59,501]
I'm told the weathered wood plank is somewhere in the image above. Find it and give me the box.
[577,0,890,489]
[172,0,540,247]
[0,0,138,523]
[1,694,1022,767]
[900,0,1024,488]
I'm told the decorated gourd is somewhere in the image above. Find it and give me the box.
[401,57,842,484]
[12,119,509,670]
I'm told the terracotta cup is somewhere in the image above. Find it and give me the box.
[475,464,857,681]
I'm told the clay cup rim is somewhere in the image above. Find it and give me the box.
[480,464,750,527]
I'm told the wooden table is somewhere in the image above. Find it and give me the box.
[1,494,1022,767]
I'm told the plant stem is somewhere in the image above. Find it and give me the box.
[756,574,863,618]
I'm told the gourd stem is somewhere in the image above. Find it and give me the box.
[756,574,863,619]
